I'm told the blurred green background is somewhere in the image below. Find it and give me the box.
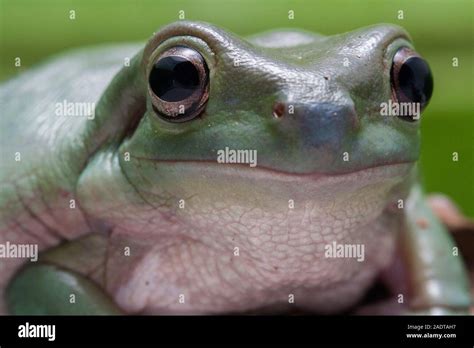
[0,0,472,216]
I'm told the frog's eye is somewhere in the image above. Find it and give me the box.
[148,46,209,122]
[390,47,433,121]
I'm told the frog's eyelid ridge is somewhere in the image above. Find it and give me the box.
[142,21,232,71]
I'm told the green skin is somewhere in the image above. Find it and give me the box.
[0,21,470,314]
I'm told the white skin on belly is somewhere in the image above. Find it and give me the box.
[87,163,413,314]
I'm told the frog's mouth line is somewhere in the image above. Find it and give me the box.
[128,155,416,183]
[123,156,416,207]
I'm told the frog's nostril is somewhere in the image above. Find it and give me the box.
[272,102,285,118]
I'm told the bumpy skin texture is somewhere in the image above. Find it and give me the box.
[0,21,470,314]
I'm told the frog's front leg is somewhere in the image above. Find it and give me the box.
[400,185,471,314]
[6,234,122,315]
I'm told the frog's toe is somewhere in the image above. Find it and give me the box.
[6,263,123,315]
[427,194,474,231]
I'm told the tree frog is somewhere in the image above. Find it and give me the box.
[0,21,470,315]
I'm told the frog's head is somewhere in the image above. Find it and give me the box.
[128,21,432,174]
[76,21,434,313]
[79,20,433,245]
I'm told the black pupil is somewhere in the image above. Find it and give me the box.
[149,56,200,102]
[397,57,433,106]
